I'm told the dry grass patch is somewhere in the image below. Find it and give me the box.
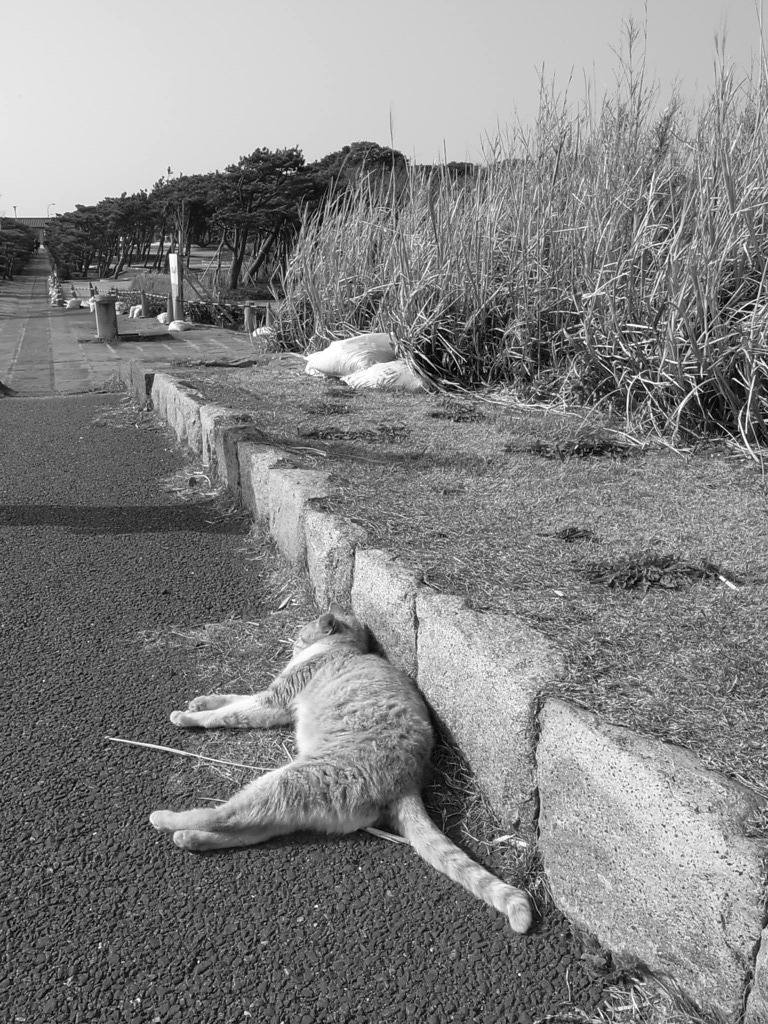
[583,550,740,592]
[136,519,316,794]
[560,973,722,1024]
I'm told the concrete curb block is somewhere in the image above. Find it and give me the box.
[416,591,561,830]
[198,405,254,480]
[147,372,180,424]
[351,549,419,677]
[149,373,204,453]
[141,367,767,1021]
[173,386,205,454]
[237,441,290,521]
[123,361,154,409]
[305,509,368,610]
[537,699,767,1021]
[268,468,334,569]
[211,423,267,494]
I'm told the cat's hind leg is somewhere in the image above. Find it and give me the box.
[150,765,298,835]
[150,761,379,849]
[168,825,287,850]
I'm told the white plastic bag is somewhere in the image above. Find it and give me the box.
[157,311,170,324]
[342,360,424,392]
[167,320,193,331]
[305,333,396,377]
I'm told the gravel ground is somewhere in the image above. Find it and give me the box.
[1,393,608,1023]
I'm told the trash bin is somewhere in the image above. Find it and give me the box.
[93,295,119,342]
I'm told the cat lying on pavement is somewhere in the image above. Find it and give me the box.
[150,603,532,933]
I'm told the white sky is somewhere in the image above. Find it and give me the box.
[0,0,763,216]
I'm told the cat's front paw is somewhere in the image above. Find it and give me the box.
[187,695,211,711]
[187,694,234,711]
[170,709,198,727]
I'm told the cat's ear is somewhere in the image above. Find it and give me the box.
[317,612,337,634]
[328,601,346,618]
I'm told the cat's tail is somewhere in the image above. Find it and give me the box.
[390,792,532,934]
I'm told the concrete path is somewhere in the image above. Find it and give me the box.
[0,255,260,395]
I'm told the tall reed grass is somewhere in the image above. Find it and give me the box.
[277,35,768,449]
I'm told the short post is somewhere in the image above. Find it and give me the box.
[265,303,275,328]
[93,295,119,342]
[243,302,254,334]
[169,252,184,323]
[140,290,150,318]
[166,291,174,321]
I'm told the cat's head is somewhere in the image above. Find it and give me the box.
[294,603,370,653]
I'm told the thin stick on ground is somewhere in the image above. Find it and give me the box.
[363,825,410,845]
[104,734,272,772]
[104,734,410,846]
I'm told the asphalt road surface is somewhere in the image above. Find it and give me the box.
[0,392,608,1021]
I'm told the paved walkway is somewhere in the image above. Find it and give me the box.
[0,254,260,395]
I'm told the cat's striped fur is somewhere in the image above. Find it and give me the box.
[149,604,531,933]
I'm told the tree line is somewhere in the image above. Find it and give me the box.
[0,219,37,279]
[45,141,477,292]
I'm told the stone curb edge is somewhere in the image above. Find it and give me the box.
[126,363,767,1021]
